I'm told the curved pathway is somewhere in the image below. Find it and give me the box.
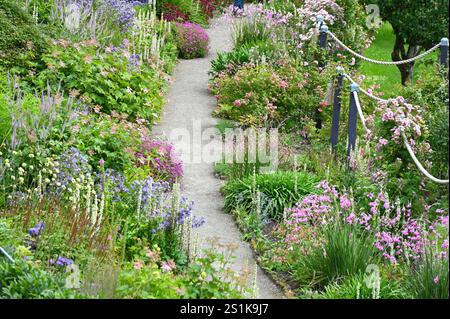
[153,17,283,299]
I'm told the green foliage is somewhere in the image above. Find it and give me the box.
[408,250,449,299]
[293,223,379,289]
[211,62,329,128]
[210,45,251,78]
[222,171,318,220]
[116,247,249,299]
[182,249,250,298]
[369,0,449,48]
[71,113,141,173]
[401,68,449,179]
[35,41,166,123]
[0,259,85,299]
[0,0,48,68]
[314,272,410,299]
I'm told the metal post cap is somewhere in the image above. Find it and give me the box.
[320,25,329,33]
[441,38,449,46]
[350,83,360,92]
[316,15,324,23]
[336,66,344,75]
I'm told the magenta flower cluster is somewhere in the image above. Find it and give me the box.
[175,22,209,59]
[135,139,184,184]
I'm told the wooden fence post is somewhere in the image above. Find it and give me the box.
[331,67,344,151]
[347,83,359,159]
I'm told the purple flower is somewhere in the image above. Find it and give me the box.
[50,256,74,267]
[28,222,45,238]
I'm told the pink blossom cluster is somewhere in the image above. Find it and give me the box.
[377,97,425,145]
[224,1,343,50]
[283,180,449,265]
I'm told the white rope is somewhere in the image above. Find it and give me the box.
[328,31,441,65]
[402,132,449,184]
[0,247,15,263]
[341,73,449,184]
[353,91,367,130]
[343,74,386,103]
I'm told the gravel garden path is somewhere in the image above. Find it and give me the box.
[153,17,284,299]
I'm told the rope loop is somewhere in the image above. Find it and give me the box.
[328,31,441,66]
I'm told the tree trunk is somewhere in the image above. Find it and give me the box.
[392,35,421,85]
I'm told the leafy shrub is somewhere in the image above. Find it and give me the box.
[72,112,143,173]
[175,22,209,59]
[210,45,251,78]
[211,62,329,127]
[116,247,250,299]
[222,171,318,220]
[0,1,48,68]
[401,69,449,179]
[209,40,280,79]
[35,39,166,122]
[0,259,85,299]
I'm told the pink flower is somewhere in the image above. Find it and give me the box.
[99,159,105,166]
[233,99,242,107]
[434,276,439,284]
[133,260,144,270]
[340,194,352,210]
[278,80,289,89]
[161,260,176,272]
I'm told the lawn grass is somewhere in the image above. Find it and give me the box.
[359,22,439,98]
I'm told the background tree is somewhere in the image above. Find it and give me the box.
[366,0,449,85]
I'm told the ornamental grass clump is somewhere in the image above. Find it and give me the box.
[175,22,209,59]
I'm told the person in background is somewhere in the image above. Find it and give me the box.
[233,0,244,11]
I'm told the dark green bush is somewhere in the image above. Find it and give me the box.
[0,1,48,68]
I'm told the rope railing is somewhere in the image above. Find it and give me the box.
[0,246,15,263]
[319,18,449,184]
[338,70,449,185]
[326,30,443,65]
